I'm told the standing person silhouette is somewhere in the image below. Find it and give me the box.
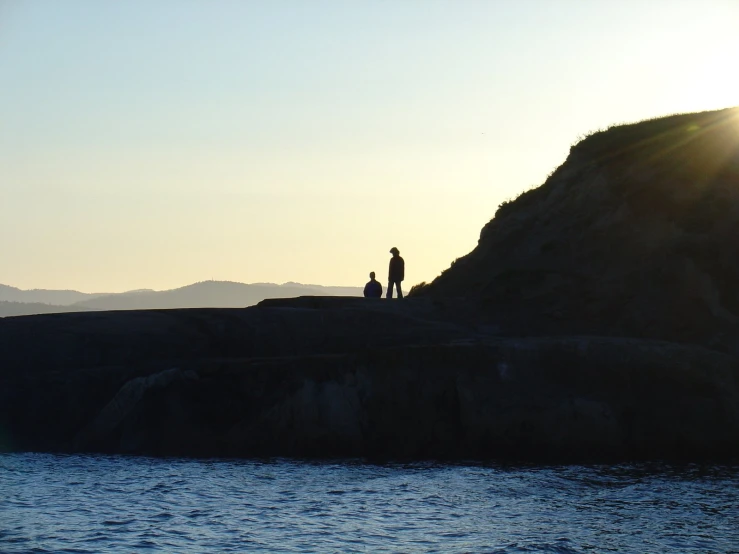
[387,247,405,299]
[363,271,382,298]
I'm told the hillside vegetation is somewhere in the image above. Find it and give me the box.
[416,107,739,353]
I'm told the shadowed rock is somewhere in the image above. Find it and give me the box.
[416,108,739,352]
[1,299,738,461]
[3,107,739,462]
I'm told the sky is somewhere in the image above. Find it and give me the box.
[1,0,738,293]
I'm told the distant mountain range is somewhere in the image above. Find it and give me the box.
[0,281,362,317]
[0,283,108,306]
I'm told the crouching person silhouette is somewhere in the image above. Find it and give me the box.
[387,247,404,299]
[363,271,382,298]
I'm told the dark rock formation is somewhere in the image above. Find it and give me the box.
[417,108,739,352]
[1,299,738,462]
[3,108,739,462]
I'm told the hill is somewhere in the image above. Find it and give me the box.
[0,281,363,315]
[69,281,362,311]
[0,301,91,318]
[414,107,739,353]
[0,284,107,306]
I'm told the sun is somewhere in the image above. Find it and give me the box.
[675,51,739,115]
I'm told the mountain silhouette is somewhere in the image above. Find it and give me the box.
[0,280,362,315]
[0,301,92,317]
[0,283,108,306]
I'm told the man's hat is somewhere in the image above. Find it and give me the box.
[390,247,399,254]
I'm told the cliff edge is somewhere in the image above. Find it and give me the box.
[416,108,739,352]
[2,301,738,461]
[3,108,739,462]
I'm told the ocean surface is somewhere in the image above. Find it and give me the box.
[1,454,737,553]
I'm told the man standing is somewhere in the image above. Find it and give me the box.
[363,271,382,298]
[387,247,405,299]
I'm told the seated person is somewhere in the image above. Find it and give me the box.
[363,271,382,298]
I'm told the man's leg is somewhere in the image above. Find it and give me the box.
[396,282,403,299]
[386,281,393,299]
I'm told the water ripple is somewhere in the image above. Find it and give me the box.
[1,454,738,552]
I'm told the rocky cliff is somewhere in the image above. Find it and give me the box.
[3,107,739,462]
[2,297,738,462]
[417,108,739,352]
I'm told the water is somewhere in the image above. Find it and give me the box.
[1,454,737,553]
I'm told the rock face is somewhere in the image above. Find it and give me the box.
[417,108,739,353]
[1,300,739,462]
[3,108,739,462]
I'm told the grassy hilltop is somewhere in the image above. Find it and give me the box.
[415,107,739,352]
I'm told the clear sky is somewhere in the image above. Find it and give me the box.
[1,0,737,292]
